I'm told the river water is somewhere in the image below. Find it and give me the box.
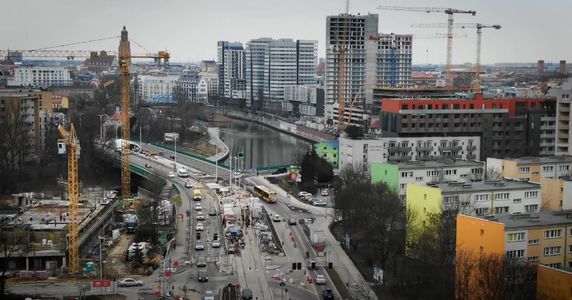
[212,118,312,169]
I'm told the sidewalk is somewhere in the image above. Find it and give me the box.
[206,127,229,162]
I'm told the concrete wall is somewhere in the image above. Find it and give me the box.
[456,214,505,255]
[537,265,572,300]
[540,177,564,211]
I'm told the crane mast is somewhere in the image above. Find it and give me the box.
[57,123,80,274]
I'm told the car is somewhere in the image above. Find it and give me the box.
[233,171,241,177]
[195,204,202,211]
[196,212,205,220]
[322,288,335,300]
[272,214,281,222]
[195,240,204,250]
[241,287,253,299]
[198,270,208,282]
[211,239,221,248]
[208,208,217,216]
[196,256,207,267]
[196,223,204,231]
[204,290,215,300]
[144,163,151,168]
[185,180,193,188]
[288,218,297,225]
[321,189,329,196]
[118,278,143,287]
[307,260,318,270]
[168,172,175,178]
[313,200,327,207]
[298,191,311,198]
[315,274,326,285]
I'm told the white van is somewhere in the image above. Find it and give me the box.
[177,168,189,178]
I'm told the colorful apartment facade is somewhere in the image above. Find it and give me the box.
[405,184,442,256]
[313,141,339,168]
[536,265,572,300]
[487,156,572,210]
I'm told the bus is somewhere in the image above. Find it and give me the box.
[253,185,277,204]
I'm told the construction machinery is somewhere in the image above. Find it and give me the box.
[411,23,501,91]
[378,5,476,88]
[117,26,169,198]
[57,123,81,273]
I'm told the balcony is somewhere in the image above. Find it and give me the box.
[560,106,570,113]
[558,133,570,140]
[467,145,477,151]
[558,124,570,130]
[416,145,434,152]
[388,146,412,153]
[438,145,463,152]
[467,153,477,160]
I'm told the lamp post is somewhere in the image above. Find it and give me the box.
[97,114,106,141]
[98,236,105,280]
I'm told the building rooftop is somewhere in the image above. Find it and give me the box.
[505,155,572,165]
[8,199,100,230]
[434,180,540,193]
[488,211,572,230]
[394,159,483,170]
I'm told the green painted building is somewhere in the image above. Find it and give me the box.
[313,141,339,168]
[370,162,399,192]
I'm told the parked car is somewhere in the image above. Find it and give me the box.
[313,200,327,206]
[298,191,312,198]
[196,222,204,231]
[118,278,143,287]
[288,218,297,225]
[196,212,205,220]
[272,214,281,222]
[212,239,221,248]
[322,288,335,299]
[195,240,204,250]
[198,270,208,282]
[321,189,329,196]
[196,256,207,267]
[315,274,326,285]
[241,287,253,299]
[168,172,175,178]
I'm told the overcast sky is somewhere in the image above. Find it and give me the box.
[1,0,569,65]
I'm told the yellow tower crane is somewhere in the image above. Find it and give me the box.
[57,123,81,273]
[117,26,169,199]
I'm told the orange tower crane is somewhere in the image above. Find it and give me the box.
[57,123,80,273]
[117,26,169,199]
[378,5,476,88]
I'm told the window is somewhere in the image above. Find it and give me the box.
[513,198,522,204]
[495,206,509,214]
[542,165,554,172]
[494,193,510,200]
[524,191,538,198]
[474,194,489,201]
[546,263,561,269]
[569,245,572,253]
[507,232,525,241]
[519,167,530,174]
[544,229,562,239]
[525,204,539,212]
[543,246,561,256]
[475,208,488,215]
[527,256,538,262]
[505,250,525,258]
[415,177,423,181]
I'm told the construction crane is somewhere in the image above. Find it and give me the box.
[378,6,476,88]
[117,26,169,199]
[411,23,501,91]
[57,123,81,273]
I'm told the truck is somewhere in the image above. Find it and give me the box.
[193,189,202,201]
[125,214,138,233]
[177,168,189,178]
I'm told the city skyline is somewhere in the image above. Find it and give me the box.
[1,0,570,64]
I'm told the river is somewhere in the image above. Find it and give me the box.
[211,118,312,169]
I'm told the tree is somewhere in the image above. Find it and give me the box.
[299,150,334,193]
[344,125,364,139]
[0,225,27,296]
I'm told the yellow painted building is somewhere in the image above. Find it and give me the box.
[405,183,442,256]
[455,215,505,300]
[536,265,572,300]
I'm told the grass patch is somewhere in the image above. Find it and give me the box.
[326,268,350,299]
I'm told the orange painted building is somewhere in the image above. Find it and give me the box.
[455,214,505,300]
[536,265,572,300]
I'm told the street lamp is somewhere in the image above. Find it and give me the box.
[98,236,105,280]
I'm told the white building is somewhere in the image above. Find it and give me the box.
[326,13,379,126]
[217,41,246,100]
[366,33,413,88]
[176,72,208,103]
[246,38,317,110]
[433,180,541,216]
[283,85,324,116]
[339,136,481,172]
[137,75,179,103]
[551,78,572,155]
[10,66,72,88]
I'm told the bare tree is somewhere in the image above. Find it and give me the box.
[0,225,28,296]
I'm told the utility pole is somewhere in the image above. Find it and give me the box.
[97,114,106,141]
[215,147,218,182]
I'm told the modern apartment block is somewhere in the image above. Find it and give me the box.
[283,85,324,116]
[9,66,72,88]
[487,156,572,211]
[552,78,572,155]
[217,41,246,100]
[0,90,47,167]
[245,38,317,110]
[365,33,413,88]
[431,180,541,216]
[339,136,481,172]
[493,212,572,270]
[137,75,179,103]
[325,13,379,127]
[380,93,554,159]
[371,160,484,200]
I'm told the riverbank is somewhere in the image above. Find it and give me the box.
[218,110,336,144]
